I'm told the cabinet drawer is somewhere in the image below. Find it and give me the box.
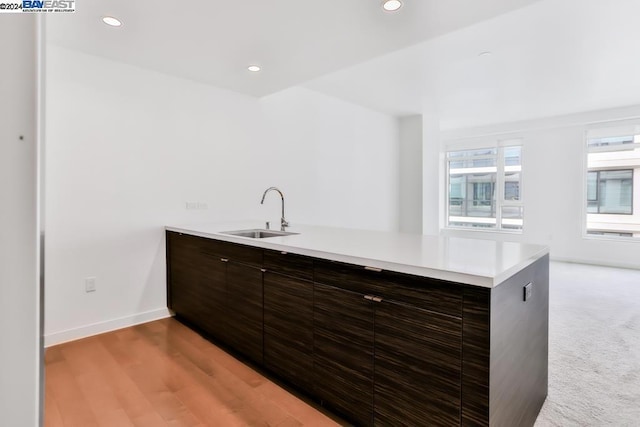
[264,250,314,281]
[167,231,204,258]
[314,259,390,296]
[314,259,463,317]
[201,238,263,267]
[383,270,463,318]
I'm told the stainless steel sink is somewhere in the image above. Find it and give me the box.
[220,229,299,239]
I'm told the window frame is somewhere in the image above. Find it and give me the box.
[444,142,524,233]
[583,124,640,242]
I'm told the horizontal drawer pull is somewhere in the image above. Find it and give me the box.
[364,295,374,301]
[220,258,228,262]
[364,266,382,272]
[261,268,267,273]
[371,296,383,303]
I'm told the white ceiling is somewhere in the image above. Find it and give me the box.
[46,0,541,97]
[304,0,640,129]
[47,0,640,129]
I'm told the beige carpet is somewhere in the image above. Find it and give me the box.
[534,262,640,426]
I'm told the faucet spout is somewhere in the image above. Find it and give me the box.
[260,187,289,230]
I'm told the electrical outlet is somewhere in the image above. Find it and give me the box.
[523,282,532,301]
[85,277,96,293]
[186,201,208,210]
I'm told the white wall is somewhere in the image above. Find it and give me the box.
[0,15,41,427]
[429,106,640,269]
[45,45,399,345]
[422,111,442,236]
[398,116,423,233]
[259,87,399,231]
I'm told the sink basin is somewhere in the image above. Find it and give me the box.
[220,229,299,239]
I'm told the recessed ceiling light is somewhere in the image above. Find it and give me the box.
[102,16,122,27]
[382,0,402,12]
[247,65,261,72]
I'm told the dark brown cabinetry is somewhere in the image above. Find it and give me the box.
[167,233,216,332]
[374,300,461,426]
[198,254,228,342]
[166,231,549,427]
[263,250,314,391]
[314,260,463,426]
[313,282,374,426]
[225,261,264,365]
[167,232,263,364]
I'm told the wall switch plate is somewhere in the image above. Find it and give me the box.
[85,277,96,293]
[523,282,532,301]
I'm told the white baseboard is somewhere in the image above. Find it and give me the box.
[44,307,172,348]
[551,256,640,271]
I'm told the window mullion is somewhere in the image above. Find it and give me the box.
[496,148,505,230]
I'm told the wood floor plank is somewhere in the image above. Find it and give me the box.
[130,411,169,427]
[276,417,304,427]
[85,334,165,423]
[87,343,158,424]
[61,335,161,425]
[45,346,65,365]
[44,384,65,427]
[137,321,259,407]
[45,318,344,427]
[254,381,341,426]
[96,408,135,427]
[174,385,246,427]
[46,360,100,427]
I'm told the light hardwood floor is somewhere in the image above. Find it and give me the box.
[44,318,344,427]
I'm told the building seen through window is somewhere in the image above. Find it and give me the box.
[447,144,523,231]
[586,131,640,238]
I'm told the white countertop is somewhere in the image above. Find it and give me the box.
[165,221,549,288]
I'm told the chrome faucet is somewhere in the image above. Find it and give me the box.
[260,187,289,230]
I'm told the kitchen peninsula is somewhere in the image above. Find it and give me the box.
[165,222,549,426]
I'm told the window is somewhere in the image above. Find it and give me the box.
[585,127,640,238]
[446,144,523,231]
[587,170,632,214]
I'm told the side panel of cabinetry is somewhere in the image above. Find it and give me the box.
[489,255,549,427]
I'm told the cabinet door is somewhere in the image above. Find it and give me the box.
[374,300,462,426]
[263,271,314,391]
[167,232,207,327]
[225,261,264,364]
[198,254,228,343]
[314,282,374,426]
[167,232,229,342]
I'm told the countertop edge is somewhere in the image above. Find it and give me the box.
[166,225,550,289]
[491,247,550,286]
